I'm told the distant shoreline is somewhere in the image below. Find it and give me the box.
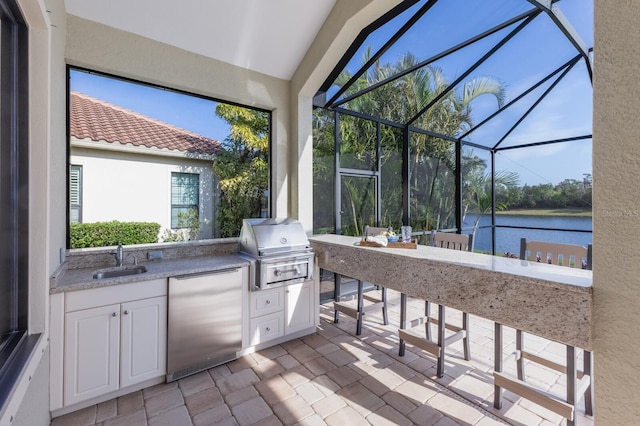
[497,208,592,217]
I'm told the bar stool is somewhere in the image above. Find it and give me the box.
[398,231,472,377]
[333,225,389,336]
[494,238,594,426]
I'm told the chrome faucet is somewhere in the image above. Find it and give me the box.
[111,243,124,267]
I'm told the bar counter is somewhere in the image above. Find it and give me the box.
[309,234,593,350]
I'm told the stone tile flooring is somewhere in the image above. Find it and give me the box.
[51,290,594,425]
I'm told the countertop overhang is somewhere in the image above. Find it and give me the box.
[310,234,593,350]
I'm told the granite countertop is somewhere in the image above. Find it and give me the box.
[311,234,592,288]
[310,234,593,350]
[51,254,250,294]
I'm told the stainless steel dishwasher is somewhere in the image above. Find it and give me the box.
[167,267,244,382]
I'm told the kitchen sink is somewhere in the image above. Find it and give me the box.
[93,265,148,279]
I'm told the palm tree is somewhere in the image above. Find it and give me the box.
[314,50,507,236]
[213,104,269,237]
[463,163,519,249]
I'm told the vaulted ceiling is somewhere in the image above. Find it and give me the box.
[64,0,337,80]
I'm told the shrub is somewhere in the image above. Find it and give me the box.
[159,210,201,242]
[70,221,161,248]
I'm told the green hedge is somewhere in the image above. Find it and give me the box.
[70,221,161,249]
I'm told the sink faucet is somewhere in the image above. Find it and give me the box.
[111,243,124,267]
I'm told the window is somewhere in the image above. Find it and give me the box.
[171,172,199,229]
[0,0,32,405]
[67,67,271,246]
[69,165,83,223]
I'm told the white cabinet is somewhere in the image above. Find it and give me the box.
[59,279,167,407]
[120,297,167,388]
[64,304,120,404]
[285,281,314,334]
[248,280,315,346]
[248,287,284,346]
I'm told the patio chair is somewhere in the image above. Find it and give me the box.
[398,231,472,378]
[494,238,594,426]
[333,225,389,336]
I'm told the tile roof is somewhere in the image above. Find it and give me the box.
[70,91,221,155]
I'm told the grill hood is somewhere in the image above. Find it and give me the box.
[239,218,310,257]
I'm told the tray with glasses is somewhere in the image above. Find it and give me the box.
[358,225,417,249]
[358,238,418,249]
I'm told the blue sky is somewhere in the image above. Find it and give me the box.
[70,0,592,186]
[70,70,231,142]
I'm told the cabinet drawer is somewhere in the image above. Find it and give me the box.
[250,287,283,318]
[249,312,284,345]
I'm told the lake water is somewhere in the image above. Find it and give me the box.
[463,214,593,255]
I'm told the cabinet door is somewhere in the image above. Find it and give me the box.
[64,304,120,405]
[285,281,314,334]
[120,296,167,388]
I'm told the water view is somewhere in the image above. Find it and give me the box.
[464,214,593,255]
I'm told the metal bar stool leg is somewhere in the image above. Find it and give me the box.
[425,301,432,341]
[516,329,525,381]
[584,350,594,416]
[381,287,389,325]
[567,345,577,426]
[436,304,446,378]
[494,322,503,409]
[462,312,471,361]
[399,293,407,357]
[356,280,364,336]
[333,273,341,323]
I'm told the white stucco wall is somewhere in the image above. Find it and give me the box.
[593,1,640,423]
[71,144,216,239]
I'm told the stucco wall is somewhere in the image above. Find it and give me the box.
[71,145,216,239]
[593,1,640,422]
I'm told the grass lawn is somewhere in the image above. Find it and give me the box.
[497,208,592,217]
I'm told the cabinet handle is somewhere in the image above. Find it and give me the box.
[112,312,118,317]
[266,300,270,305]
[123,310,129,315]
[265,327,271,332]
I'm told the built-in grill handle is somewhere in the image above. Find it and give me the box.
[274,266,300,277]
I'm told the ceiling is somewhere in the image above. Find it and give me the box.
[64,0,337,80]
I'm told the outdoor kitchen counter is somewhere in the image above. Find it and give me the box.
[50,254,250,294]
[310,234,593,350]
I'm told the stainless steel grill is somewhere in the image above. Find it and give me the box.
[239,218,314,290]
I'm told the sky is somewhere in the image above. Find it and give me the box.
[69,0,592,187]
[70,70,232,142]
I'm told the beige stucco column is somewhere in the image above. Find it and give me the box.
[290,0,403,233]
[593,1,640,422]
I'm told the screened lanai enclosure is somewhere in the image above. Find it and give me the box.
[312,0,592,256]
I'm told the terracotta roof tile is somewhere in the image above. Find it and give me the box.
[70,91,221,155]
